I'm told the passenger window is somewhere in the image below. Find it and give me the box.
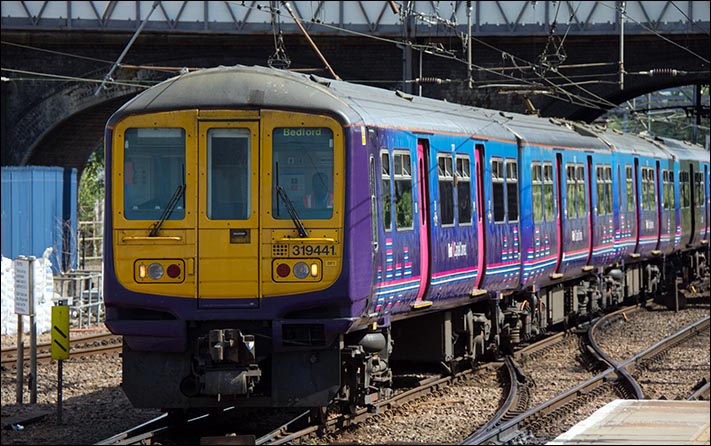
[566,164,575,219]
[651,168,657,210]
[506,159,519,222]
[123,128,186,221]
[381,151,392,231]
[596,165,612,216]
[456,155,472,225]
[641,169,648,210]
[605,166,613,215]
[576,165,586,218]
[393,151,413,230]
[642,167,656,211]
[543,163,554,222]
[696,172,704,208]
[491,158,505,223]
[626,165,634,212]
[438,154,455,227]
[681,171,690,208]
[532,163,543,223]
[597,166,605,216]
[662,170,670,210]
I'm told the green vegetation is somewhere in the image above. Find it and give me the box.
[79,144,105,222]
[604,85,709,146]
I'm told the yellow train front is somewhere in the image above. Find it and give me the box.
[104,66,377,410]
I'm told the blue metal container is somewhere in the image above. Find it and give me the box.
[1,166,77,273]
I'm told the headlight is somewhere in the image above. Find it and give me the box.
[147,263,164,280]
[293,262,309,279]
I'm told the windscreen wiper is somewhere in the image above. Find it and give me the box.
[276,185,308,238]
[149,180,185,237]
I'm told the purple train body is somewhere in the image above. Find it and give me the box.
[104,66,710,412]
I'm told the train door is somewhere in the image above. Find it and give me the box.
[680,163,693,246]
[585,155,594,265]
[632,158,641,256]
[659,159,677,254]
[414,139,431,305]
[557,154,589,277]
[620,160,637,257]
[691,164,699,246]
[591,158,615,265]
[554,152,564,273]
[692,163,708,245]
[654,161,663,253]
[705,164,710,242]
[480,143,521,290]
[197,120,261,308]
[474,144,487,290]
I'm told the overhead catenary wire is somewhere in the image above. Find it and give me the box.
[4,1,703,114]
[669,0,711,36]
[1,41,194,74]
[231,1,617,111]
[596,0,710,64]
[94,0,160,95]
[0,67,153,89]
[280,1,340,80]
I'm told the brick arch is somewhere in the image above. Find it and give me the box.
[23,95,136,174]
[553,74,710,122]
[5,62,175,168]
[10,71,152,171]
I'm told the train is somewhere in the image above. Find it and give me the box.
[103,65,710,414]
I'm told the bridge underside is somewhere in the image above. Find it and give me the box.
[1,31,708,173]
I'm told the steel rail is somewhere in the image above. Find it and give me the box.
[589,306,645,399]
[2,332,122,366]
[460,314,710,445]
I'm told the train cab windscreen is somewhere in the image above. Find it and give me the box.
[272,127,334,220]
[123,128,186,221]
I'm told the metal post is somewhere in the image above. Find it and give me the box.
[619,1,625,90]
[57,359,63,424]
[418,49,423,96]
[52,303,69,424]
[28,256,37,404]
[281,1,341,80]
[93,1,159,95]
[467,0,473,89]
[15,316,23,404]
[402,0,413,94]
[692,83,700,144]
[647,92,652,134]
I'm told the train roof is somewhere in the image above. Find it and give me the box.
[497,114,609,151]
[652,136,710,162]
[109,65,706,160]
[108,65,358,126]
[578,124,672,158]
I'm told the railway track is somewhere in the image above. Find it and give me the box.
[1,332,122,367]
[463,311,710,445]
[96,361,507,445]
[97,298,710,445]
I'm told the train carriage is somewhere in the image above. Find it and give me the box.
[104,65,710,413]
[654,137,710,250]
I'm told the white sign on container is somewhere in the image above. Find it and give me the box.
[14,257,32,316]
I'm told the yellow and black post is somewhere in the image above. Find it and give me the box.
[51,304,69,424]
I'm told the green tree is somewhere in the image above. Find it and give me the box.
[79,145,105,222]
